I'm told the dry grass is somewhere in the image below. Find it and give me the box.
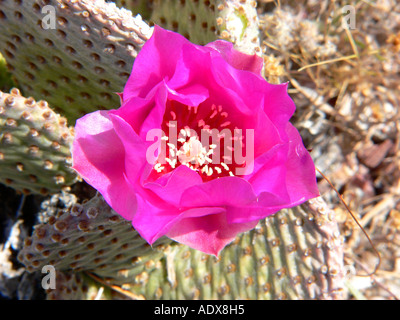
[259,0,400,299]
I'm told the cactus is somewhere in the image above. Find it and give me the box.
[45,271,115,300]
[0,0,152,123]
[150,0,261,55]
[18,193,171,283]
[0,89,77,195]
[0,0,346,300]
[19,193,344,300]
[113,0,153,20]
[0,53,15,91]
[117,197,344,300]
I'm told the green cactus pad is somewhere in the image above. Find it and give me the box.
[0,89,77,195]
[18,194,171,283]
[0,0,152,123]
[0,52,15,92]
[150,0,218,45]
[27,195,344,300]
[113,0,153,20]
[122,197,345,300]
[150,0,261,55]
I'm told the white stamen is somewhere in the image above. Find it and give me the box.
[221,162,229,171]
[154,163,165,172]
[220,121,231,128]
[209,110,218,119]
[176,137,210,170]
[156,102,236,177]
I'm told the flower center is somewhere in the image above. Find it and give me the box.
[152,100,246,181]
[177,135,210,167]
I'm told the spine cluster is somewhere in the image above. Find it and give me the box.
[0,89,76,194]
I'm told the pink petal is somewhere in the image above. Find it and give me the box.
[111,95,155,136]
[165,82,209,107]
[282,123,320,203]
[132,193,226,245]
[114,82,168,140]
[166,43,210,91]
[241,123,319,219]
[206,56,285,157]
[123,25,192,101]
[71,111,137,220]
[117,81,208,141]
[167,44,283,158]
[131,195,182,244]
[225,201,281,224]
[245,142,291,201]
[208,55,295,137]
[144,165,203,207]
[261,82,296,134]
[180,176,258,208]
[167,212,259,256]
[107,113,150,188]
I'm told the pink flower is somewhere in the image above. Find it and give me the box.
[72,26,319,256]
